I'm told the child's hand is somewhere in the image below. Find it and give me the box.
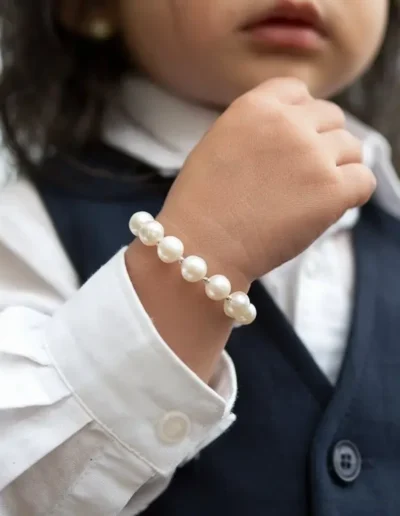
[160,78,376,284]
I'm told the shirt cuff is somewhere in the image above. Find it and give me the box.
[45,249,237,475]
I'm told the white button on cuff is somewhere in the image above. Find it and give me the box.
[157,411,191,444]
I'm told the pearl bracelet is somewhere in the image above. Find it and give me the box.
[129,211,257,325]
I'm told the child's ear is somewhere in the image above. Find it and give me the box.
[58,0,118,41]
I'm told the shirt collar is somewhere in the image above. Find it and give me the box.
[102,77,400,220]
[102,76,219,174]
[345,113,400,220]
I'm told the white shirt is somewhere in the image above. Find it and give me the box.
[0,77,398,516]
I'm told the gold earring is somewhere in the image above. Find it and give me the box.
[87,18,115,40]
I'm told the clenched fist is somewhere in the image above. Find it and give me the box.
[159,78,376,283]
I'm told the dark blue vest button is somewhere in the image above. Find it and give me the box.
[331,440,362,483]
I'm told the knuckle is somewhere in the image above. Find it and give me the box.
[360,166,377,199]
[358,187,372,206]
[230,93,249,113]
[327,101,346,125]
[263,77,312,104]
[243,90,286,120]
[287,126,322,161]
[229,93,263,126]
[341,164,376,207]
[338,130,363,159]
[369,169,377,189]
[318,157,344,190]
[342,130,355,145]
[303,133,322,156]
[239,89,270,111]
[267,76,309,92]
[337,128,356,144]
[325,167,344,190]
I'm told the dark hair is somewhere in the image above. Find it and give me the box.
[0,0,399,178]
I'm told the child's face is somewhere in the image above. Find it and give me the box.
[117,0,389,106]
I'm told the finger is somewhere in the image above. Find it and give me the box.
[253,77,312,105]
[338,163,377,208]
[294,100,345,133]
[320,129,363,166]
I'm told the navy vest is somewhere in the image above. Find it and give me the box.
[36,143,400,516]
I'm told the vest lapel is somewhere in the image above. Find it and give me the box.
[247,280,334,407]
[310,202,399,457]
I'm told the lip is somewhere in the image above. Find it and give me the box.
[242,1,328,51]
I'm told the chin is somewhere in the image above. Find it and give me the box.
[226,56,332,99]
[181,58,338,108]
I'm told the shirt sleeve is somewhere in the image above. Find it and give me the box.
[0,249,237,516]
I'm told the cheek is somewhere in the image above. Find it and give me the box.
[118,1,220,74]
[118,1,179,64]
[118,0,252,94]
[335,2,388,81]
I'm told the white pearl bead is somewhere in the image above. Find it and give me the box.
[181,256,208,282]
[129,212,154,236]
[224,300,236,319]
[235,303,257,325]
[227,291,250,318]
[139,221,164,246]
[205,275,231,301]
[157,236,184,263]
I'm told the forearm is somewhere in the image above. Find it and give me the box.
[125,215,250,383]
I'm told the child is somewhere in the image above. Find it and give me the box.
[0,0,399,514]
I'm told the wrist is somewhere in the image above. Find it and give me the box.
[125,207,255,381]
[125,238,234,382]
[156,207,252,293]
